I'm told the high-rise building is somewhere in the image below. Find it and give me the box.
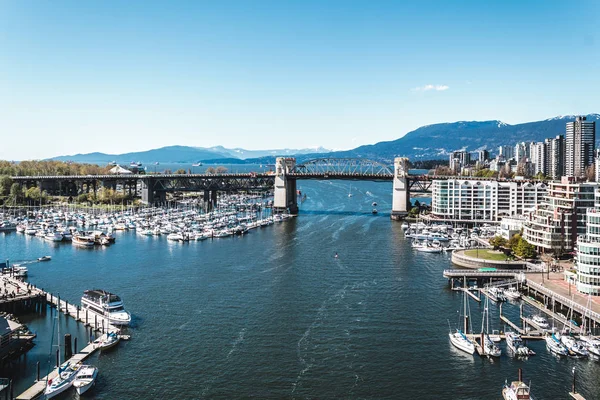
[530,142,547,176]
[498,145,514,160]
[546,135,565,180]
[514,142,530,162]
[477,149,489,163]
[449,151,471,172]
[566,116,596,178]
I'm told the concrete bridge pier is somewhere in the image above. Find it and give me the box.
[273,157,298,214]
[391,157,410,220]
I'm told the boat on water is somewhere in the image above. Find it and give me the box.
[372,209,378,215]
[192,162,203,167]
[560,334,589,357]
[480,296,501,357]
[531,315,549,329]
[82,290,131,326]
[72,235,95,247]
[167,232,184,241]
[502,369,533,400]
[96,331,120,351]
[414,240,443,253]
[579,334,600,356]
[38,255,51,262]
[45,310,80,399]
[545,333,569,356]
[12,266,28,277]
[504,287,521,301]
[505,331,535,356]
[449,289,475,355]
[487,287,506,302]
[401,222,409,231]
[72,365,98,394]
[44,231,63,242]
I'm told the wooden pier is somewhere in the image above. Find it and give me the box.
[0,275,122,400]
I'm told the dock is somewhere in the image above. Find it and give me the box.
[520,295,583,334]
[0,274,122,400]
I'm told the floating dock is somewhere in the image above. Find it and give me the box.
[0,275,121,400]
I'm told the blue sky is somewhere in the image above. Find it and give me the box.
[1,0,599,160]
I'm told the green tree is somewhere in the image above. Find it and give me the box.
[25,186,42,202]
[174,169,186,174]
[9,183,23,202]
[0,175,12,196]
[508,233,521,252]
[514,238,536,258]
[489,235,507,248]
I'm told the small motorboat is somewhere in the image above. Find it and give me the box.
[73,365,98,395]
[96,332,120,351]
[372,209,378,214]
[372,202,377,206]
[502,369,532,400]
[504,287,521,301]
[38,255,52,262]
[531,315,549,329]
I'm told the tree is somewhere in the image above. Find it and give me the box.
[25,187,42,201]
[514,237,536,259]
[174,169,187,174]
[205,167,216,174]
[489,235,508,249]
[9,183,23,202]
[0,175,12,196]
[508,233,521,252]
[215,166,228,174]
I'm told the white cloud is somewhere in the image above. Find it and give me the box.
[411,84,449,92]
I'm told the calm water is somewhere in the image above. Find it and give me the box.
[1,180,599,399]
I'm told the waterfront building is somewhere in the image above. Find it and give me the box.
[523,177,598,253]
[498,216,526,240]
[498,145,514,160]
[566,116,595,178]
[595,149,600,182]
[431,179,547,222]
[576,206,600,295]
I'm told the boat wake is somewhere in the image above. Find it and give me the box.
[227,328,246,359]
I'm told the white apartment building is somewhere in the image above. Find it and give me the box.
[431,179,547,222]
[523,177,598,253]
[576,206,600,295]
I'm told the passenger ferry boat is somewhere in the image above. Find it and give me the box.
[81,290,131,326]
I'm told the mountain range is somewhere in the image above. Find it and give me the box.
[48,114,600,164]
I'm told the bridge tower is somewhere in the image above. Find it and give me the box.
[273,157,298,214]
[391,157,410,220]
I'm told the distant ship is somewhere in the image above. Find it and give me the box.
[192,162,203,167]
[130,161,142,167]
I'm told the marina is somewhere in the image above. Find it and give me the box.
[0,180,599,398]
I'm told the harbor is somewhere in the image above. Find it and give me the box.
[0,180,599,398]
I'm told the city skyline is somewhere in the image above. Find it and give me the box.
[1,1,599,160]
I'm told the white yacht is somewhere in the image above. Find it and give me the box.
[81,290,131,326]
[45,361,80,399]
[72,234,95,247]
[545,333,569,356]
[505,332,535,356]
[531,315,549,329]
[12,266,28,277]
[73,365,98,395]
[449,329,475,354]
[44,231,64,242]
[560,334,589,357]
[579,334,600,356]
[504,287,521,300]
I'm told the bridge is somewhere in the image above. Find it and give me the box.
[10,157,443,218]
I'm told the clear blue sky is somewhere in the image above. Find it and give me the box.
[1,0,599,160]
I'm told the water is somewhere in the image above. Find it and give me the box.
[1,180,599,399]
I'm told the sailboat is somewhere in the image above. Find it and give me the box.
[448,287,475,354]
[480,296,501,357]
[579,295,600,356]
[44,309,80,398]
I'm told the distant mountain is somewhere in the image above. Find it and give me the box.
[206,146,330,159]
[47,114,600,164]
[323,114,600,162]
[49,145,332,164]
